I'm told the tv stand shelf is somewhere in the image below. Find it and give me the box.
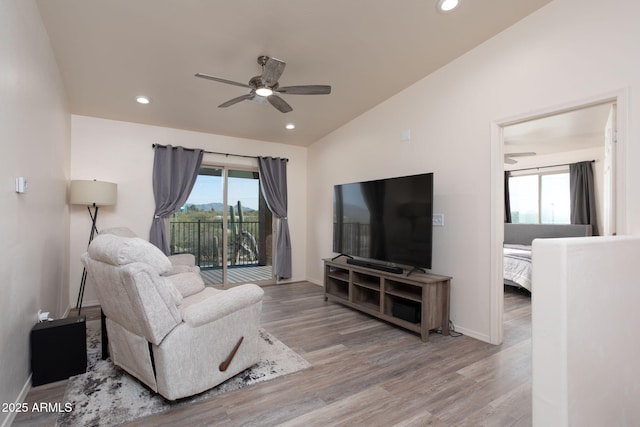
[323,258,451,342]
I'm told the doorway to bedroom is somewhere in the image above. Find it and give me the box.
[170,165,274,287]
[491,92,626,345]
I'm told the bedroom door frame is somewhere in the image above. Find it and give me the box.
[489,89,628,345]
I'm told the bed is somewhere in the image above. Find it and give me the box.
[503,223,592,291]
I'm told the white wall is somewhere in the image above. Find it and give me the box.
[70,115,307,306]
[531,236,640,425]
[306,0,640,342]
[0,0,70,424]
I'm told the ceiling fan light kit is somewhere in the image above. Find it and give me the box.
[195,55,331,113]
[255,87,273,97]
[437,0,461,13]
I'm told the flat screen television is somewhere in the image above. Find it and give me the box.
[333,172,433,272]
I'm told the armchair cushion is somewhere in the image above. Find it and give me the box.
[88,234,172,275]
[167,271,205,298]
[101,226,200,275]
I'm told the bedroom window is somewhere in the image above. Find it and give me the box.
[509,171,570,224]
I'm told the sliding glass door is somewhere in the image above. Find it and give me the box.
[170,166,273,286]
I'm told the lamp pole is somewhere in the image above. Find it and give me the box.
[75,204,100,315]
[70,180,117,316]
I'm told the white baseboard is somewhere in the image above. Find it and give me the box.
[1,375,32,427]
[307,278,323,286]
[452,324,491,344]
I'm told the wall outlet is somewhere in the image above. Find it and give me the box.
[433,213,444,227]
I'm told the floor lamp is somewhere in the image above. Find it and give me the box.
[70,179,117,315]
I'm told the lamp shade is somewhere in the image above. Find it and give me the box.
[70,180,117,206]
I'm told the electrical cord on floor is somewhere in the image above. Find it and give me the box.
[448,320,463,337]
[435,320,463,337]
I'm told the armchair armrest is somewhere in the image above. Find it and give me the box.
[167,253,196,266]
[180,284,264,327]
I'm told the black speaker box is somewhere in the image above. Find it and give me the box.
[392,300,421,323]
[30,316,87,386]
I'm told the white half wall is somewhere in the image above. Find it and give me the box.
[70,115,307,307]
[531,236,640,426]
[306,0,640,342]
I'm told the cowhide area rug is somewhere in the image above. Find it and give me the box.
[56,320,310,426]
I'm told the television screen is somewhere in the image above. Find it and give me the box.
[333,173,433,269]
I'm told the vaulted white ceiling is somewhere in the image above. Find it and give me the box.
[36,0,552,146]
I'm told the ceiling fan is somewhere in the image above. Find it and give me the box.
[504,152,536,164]
[195,55,331,113]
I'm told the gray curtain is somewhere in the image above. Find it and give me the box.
[258,157,291,279]
[570,161,599,236]
[149,145,203,254]
[504,171,512,223]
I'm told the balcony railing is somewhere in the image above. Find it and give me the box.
[170,220,260,269]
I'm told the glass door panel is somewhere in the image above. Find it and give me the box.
[227,169,273,284]
[170,166,273,287]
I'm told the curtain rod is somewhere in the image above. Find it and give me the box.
[509,159,594,173]
[151,144,288,162]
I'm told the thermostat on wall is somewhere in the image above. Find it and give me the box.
[15,177,27,193]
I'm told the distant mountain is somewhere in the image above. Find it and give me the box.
[184,202,256,212]
[186,202,225,212]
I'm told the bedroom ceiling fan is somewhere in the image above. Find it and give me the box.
[504,152,536,164]
[195,55,331,113]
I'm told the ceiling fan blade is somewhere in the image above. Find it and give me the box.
[261,57,286,87]
[267,95,293,113]
[195,73,251,89]
[218,93,255,108]
[508,152,537,158]
[277,85,331,95]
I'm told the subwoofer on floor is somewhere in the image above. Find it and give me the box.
[30,316,87,386]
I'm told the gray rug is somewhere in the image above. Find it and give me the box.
[57,320,310,426]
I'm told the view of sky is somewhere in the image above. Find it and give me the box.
[510,173,570,224]
[185,174,260,210]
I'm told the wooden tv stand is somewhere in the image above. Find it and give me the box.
[323,258,451,342]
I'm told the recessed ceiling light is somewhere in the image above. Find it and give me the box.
[437,0,460,13]
[255,87,273,97]
[136,95,151,104]
[285,123,295,130]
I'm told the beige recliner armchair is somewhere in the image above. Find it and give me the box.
[81,233,264,400]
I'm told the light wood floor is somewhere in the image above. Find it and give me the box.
[15,283,531,426]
